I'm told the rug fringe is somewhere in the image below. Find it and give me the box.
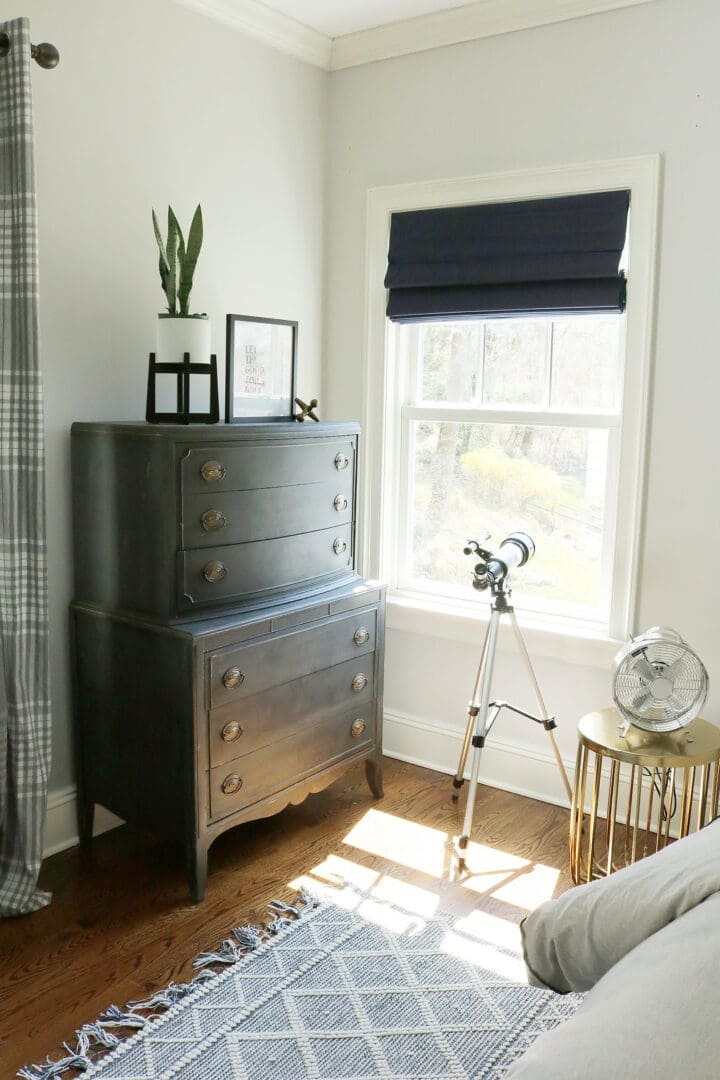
[17,889,319,1078]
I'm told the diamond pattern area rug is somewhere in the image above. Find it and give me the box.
[28,889,580,1080]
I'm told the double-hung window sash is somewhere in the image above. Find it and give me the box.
[383,188,631,628]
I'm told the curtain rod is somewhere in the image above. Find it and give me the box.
[0,31,59,69]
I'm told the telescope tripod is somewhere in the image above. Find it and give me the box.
[453,583,572,874]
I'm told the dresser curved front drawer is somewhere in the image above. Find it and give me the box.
[182,437,356,495]
[209,607,377,708]
[180,524,354,610]
[181,481,353,550]
[208,705,374,821]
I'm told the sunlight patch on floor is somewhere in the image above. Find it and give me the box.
[370,874,441,918]
[456,841,529,891]
[441,928,528,982]
[342,808,448,876]
[289,853,441,922]
[458,840,561,909]
[490,863,560,910]
[355,897,429,935]
[289,807,561,947]
[297,852,381,891]
[455,908,524,952]
[442,907,528,981]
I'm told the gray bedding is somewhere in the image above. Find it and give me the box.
[509,820,720,1078]
[521,817,720,993]
[509,891,720,1078]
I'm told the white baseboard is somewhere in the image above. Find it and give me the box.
[383,707,574,809]
[43,714,571,857]
[44,786,124,858]
[44,710,700,856]
[382,709,703,841]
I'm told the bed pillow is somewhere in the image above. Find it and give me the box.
[508,891,720,1079]
[521,817,720,993]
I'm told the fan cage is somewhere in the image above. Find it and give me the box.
[613,638,708,732]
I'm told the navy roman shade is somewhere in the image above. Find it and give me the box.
[384,190,630,322]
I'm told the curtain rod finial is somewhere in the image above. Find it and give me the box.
[31,42,60,69]
[0,33,59,68]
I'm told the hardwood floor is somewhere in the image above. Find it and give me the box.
[0,758,573,1077]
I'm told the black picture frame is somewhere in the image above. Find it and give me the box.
[225,314,297,423]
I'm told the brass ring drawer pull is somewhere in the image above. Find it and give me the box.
[350,718,366,738]
[334,452,349,471]
[352,673,368,692]
[333,538,347,555]
[203,560,227,583]
[221,774,243,796]
[223,667,245,689]
[201,509,227,532]
[221,720,243,742]
[334,493,348,512]
[353,626,369,646]
[200,460,227,483]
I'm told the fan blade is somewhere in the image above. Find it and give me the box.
[663,655,691,684]
[632,690,652,712]
[631,656,656,684]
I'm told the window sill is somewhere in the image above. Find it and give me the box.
[386,590,623,670]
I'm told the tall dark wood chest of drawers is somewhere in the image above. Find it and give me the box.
[70,421,385,901]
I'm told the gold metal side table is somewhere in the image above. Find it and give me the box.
[570,708,720,885]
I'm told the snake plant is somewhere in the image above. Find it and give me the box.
[152,204,203,316]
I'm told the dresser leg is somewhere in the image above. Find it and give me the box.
[77,794,95,852]
[365,756,384,799]
[186,843,208,903]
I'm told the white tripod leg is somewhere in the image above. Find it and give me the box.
[452,623,491,799]
[457,606,501,872]
[508,611,572,802]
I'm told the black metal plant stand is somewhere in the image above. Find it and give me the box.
[146,352,219,424]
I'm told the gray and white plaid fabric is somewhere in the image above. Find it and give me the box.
[0,17,52,917]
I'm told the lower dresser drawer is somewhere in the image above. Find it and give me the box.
[208,655,375,768]
[208,704,374,821]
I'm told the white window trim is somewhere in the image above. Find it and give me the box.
[360,156,660,656]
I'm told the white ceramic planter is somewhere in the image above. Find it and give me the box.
[156,314,211,364]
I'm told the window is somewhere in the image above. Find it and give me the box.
[392,313,623,630]
[362,159,659,643]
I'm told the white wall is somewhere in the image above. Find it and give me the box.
[324,0,720,792]
[23,0,327,802]
[29,0,720,847]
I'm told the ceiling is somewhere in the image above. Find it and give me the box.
[256,0,471,38]
[173,0,659,71]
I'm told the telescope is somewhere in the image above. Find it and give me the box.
[453,529,571,875]
[463,531,535,591]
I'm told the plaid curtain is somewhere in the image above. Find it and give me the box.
[0,17,51,916]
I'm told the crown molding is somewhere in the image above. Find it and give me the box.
[172,0,659,72]
[172,0,333,70]
[330,0,659,70]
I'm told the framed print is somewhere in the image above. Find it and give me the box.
[225,314,297,423]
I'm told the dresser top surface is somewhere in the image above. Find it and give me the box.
[72,577,385,642]
[71,421,360,443]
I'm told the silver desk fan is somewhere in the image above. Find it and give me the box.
[613,626,709,735]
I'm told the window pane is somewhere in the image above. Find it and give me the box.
[550,317,621,410]
[407,421,609,616]
[483,320,548,406]
[418,322,482,402]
